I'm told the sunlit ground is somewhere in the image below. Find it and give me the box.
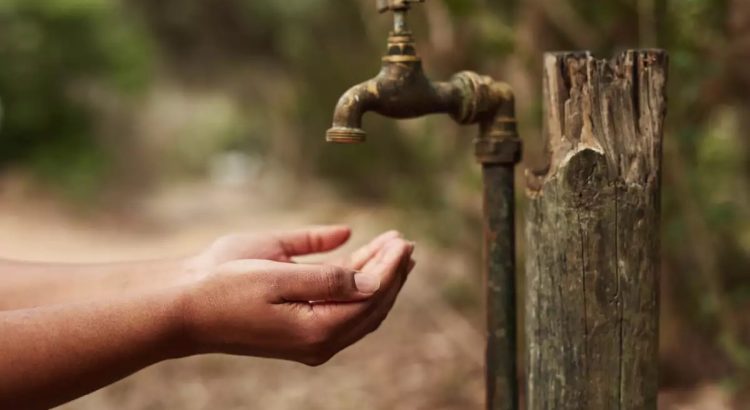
[0,174,733,409]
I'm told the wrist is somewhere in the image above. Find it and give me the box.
[167,264,257,357]
[106,258,199,296]
[159,285,201,359]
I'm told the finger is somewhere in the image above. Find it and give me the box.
[330,230,401,269]
[323,242,415,352]
[314,239,413,323]
[352,245,414,331]
[361,238,411,290]
[347,230,401,269]
[275,225,351,257]
[270,262,380,303]
[360,238,413,273]
[364,242,414,316]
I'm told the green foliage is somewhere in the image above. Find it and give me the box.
[0,0,151,199]
[442,0,478,17]
[1,0,749,388]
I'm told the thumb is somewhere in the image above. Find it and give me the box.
[275,263,380,303]
[275,225,351,257]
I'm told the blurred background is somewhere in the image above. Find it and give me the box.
[0,0,748,408]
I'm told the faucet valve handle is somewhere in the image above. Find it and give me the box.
[377,0,425,13]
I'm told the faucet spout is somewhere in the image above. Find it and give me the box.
[326,3,523,407]
[326,27,517,154]
[327,67,516,151]
[326,57,460,143]
[325,80,377,143]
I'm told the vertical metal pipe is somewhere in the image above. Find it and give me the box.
[482,164,518,410]
[393,10,407,33]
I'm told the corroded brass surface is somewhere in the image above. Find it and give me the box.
[326,32,520,166]
[327,5,522,409]
[327,2,519,165]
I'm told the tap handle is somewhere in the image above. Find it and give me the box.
[377,0,425,13]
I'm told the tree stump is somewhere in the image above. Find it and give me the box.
[524,50,668,409]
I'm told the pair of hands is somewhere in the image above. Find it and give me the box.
[179,226,415,366]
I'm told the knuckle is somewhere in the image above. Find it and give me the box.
[322,266,350,297]
[272,234,290,255]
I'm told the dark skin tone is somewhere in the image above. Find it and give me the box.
[0,226,416,409]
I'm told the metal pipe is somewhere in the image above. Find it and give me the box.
[326,3,522,408]
[483,164,518,410]
[393,10,407,33]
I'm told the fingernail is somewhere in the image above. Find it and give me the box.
[354,272,380,294]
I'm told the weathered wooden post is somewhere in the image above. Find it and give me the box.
[524,50,668,409]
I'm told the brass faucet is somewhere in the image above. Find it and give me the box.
[325,2,521,409]
[326,0,519,166]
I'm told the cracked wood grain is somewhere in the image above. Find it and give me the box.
[524,50,667,410]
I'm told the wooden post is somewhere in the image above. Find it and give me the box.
[524,50,668,409]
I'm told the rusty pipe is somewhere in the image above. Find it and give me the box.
[325,4,521,409]
[326,30,517,151]
[325,63,460,142]
[326,64,517,149]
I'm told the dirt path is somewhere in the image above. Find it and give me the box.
[0,179,486,410]
[0,178,731,409]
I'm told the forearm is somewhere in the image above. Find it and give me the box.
[0,289,187,409]
[0,258,189,310]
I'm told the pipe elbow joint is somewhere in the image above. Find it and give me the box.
[326,61,450,143]
[326,81,378,144]
[325,69,518,160]
[449,72,515,126]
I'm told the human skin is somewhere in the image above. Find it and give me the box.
[0,226,403,310]
[0,226,415,409]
